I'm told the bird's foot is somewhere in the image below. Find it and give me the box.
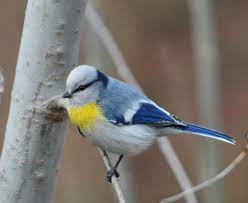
[106,168,120,182]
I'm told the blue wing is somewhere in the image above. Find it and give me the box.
[131,102,181,125]
[108,101,184,127]
[107,101,236,145]
[98,77,235,145]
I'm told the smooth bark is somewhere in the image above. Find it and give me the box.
[0,0,87,202]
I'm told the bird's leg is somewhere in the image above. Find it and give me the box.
[106,154,123,182]
[102,150,119,181]
[77,127,85,137]
[102,150,112,164]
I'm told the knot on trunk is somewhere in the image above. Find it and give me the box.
[36,96,68,122]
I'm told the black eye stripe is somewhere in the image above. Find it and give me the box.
[77,86,86,91]
[73,78,100,93]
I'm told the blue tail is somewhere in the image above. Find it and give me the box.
[182,123,236,145]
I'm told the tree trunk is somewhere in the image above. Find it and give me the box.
[0,0,87,202]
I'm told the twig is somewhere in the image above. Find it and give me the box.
[162,144,248,202]
[98,148,126,203]
[86,4,197,203]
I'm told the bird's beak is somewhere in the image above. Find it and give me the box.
[62,91,72,98]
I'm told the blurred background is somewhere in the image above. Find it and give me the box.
[0,0,248,202]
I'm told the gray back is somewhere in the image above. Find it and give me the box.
[98,77,147,122]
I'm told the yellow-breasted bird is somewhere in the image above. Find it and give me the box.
[63,65,235,182]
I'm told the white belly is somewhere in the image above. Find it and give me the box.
[81,120,158,155]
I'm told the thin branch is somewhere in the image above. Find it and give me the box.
[162,144,248,202]
[85,4,140,89]
[98,148,126,203]
[41,97,126,202]
[188,0,223,201]
[85,4,197,203]
[158,137,197,203]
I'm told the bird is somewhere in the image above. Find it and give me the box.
[62,65,236,182]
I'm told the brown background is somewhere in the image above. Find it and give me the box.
[0,0,248,202]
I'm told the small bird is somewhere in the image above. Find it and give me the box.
[63,65,235,182]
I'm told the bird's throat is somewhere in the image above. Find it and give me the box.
[67,103,104,131]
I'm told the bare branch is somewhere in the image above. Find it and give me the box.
[162,144,248,202]
[98,148,126,203]
[85,4,140,89]
[158,137,197,203]
[85,4,197,203]
[188,0,223,201]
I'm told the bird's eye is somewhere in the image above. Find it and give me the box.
[74,80,97,93]
[77,85,86,91]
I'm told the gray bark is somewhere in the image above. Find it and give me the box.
[0,0,87,203]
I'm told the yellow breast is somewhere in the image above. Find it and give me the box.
[67,103,104,131]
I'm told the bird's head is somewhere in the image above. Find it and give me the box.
[63,65,108,107]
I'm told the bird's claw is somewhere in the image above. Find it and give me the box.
[106,168,120,182]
